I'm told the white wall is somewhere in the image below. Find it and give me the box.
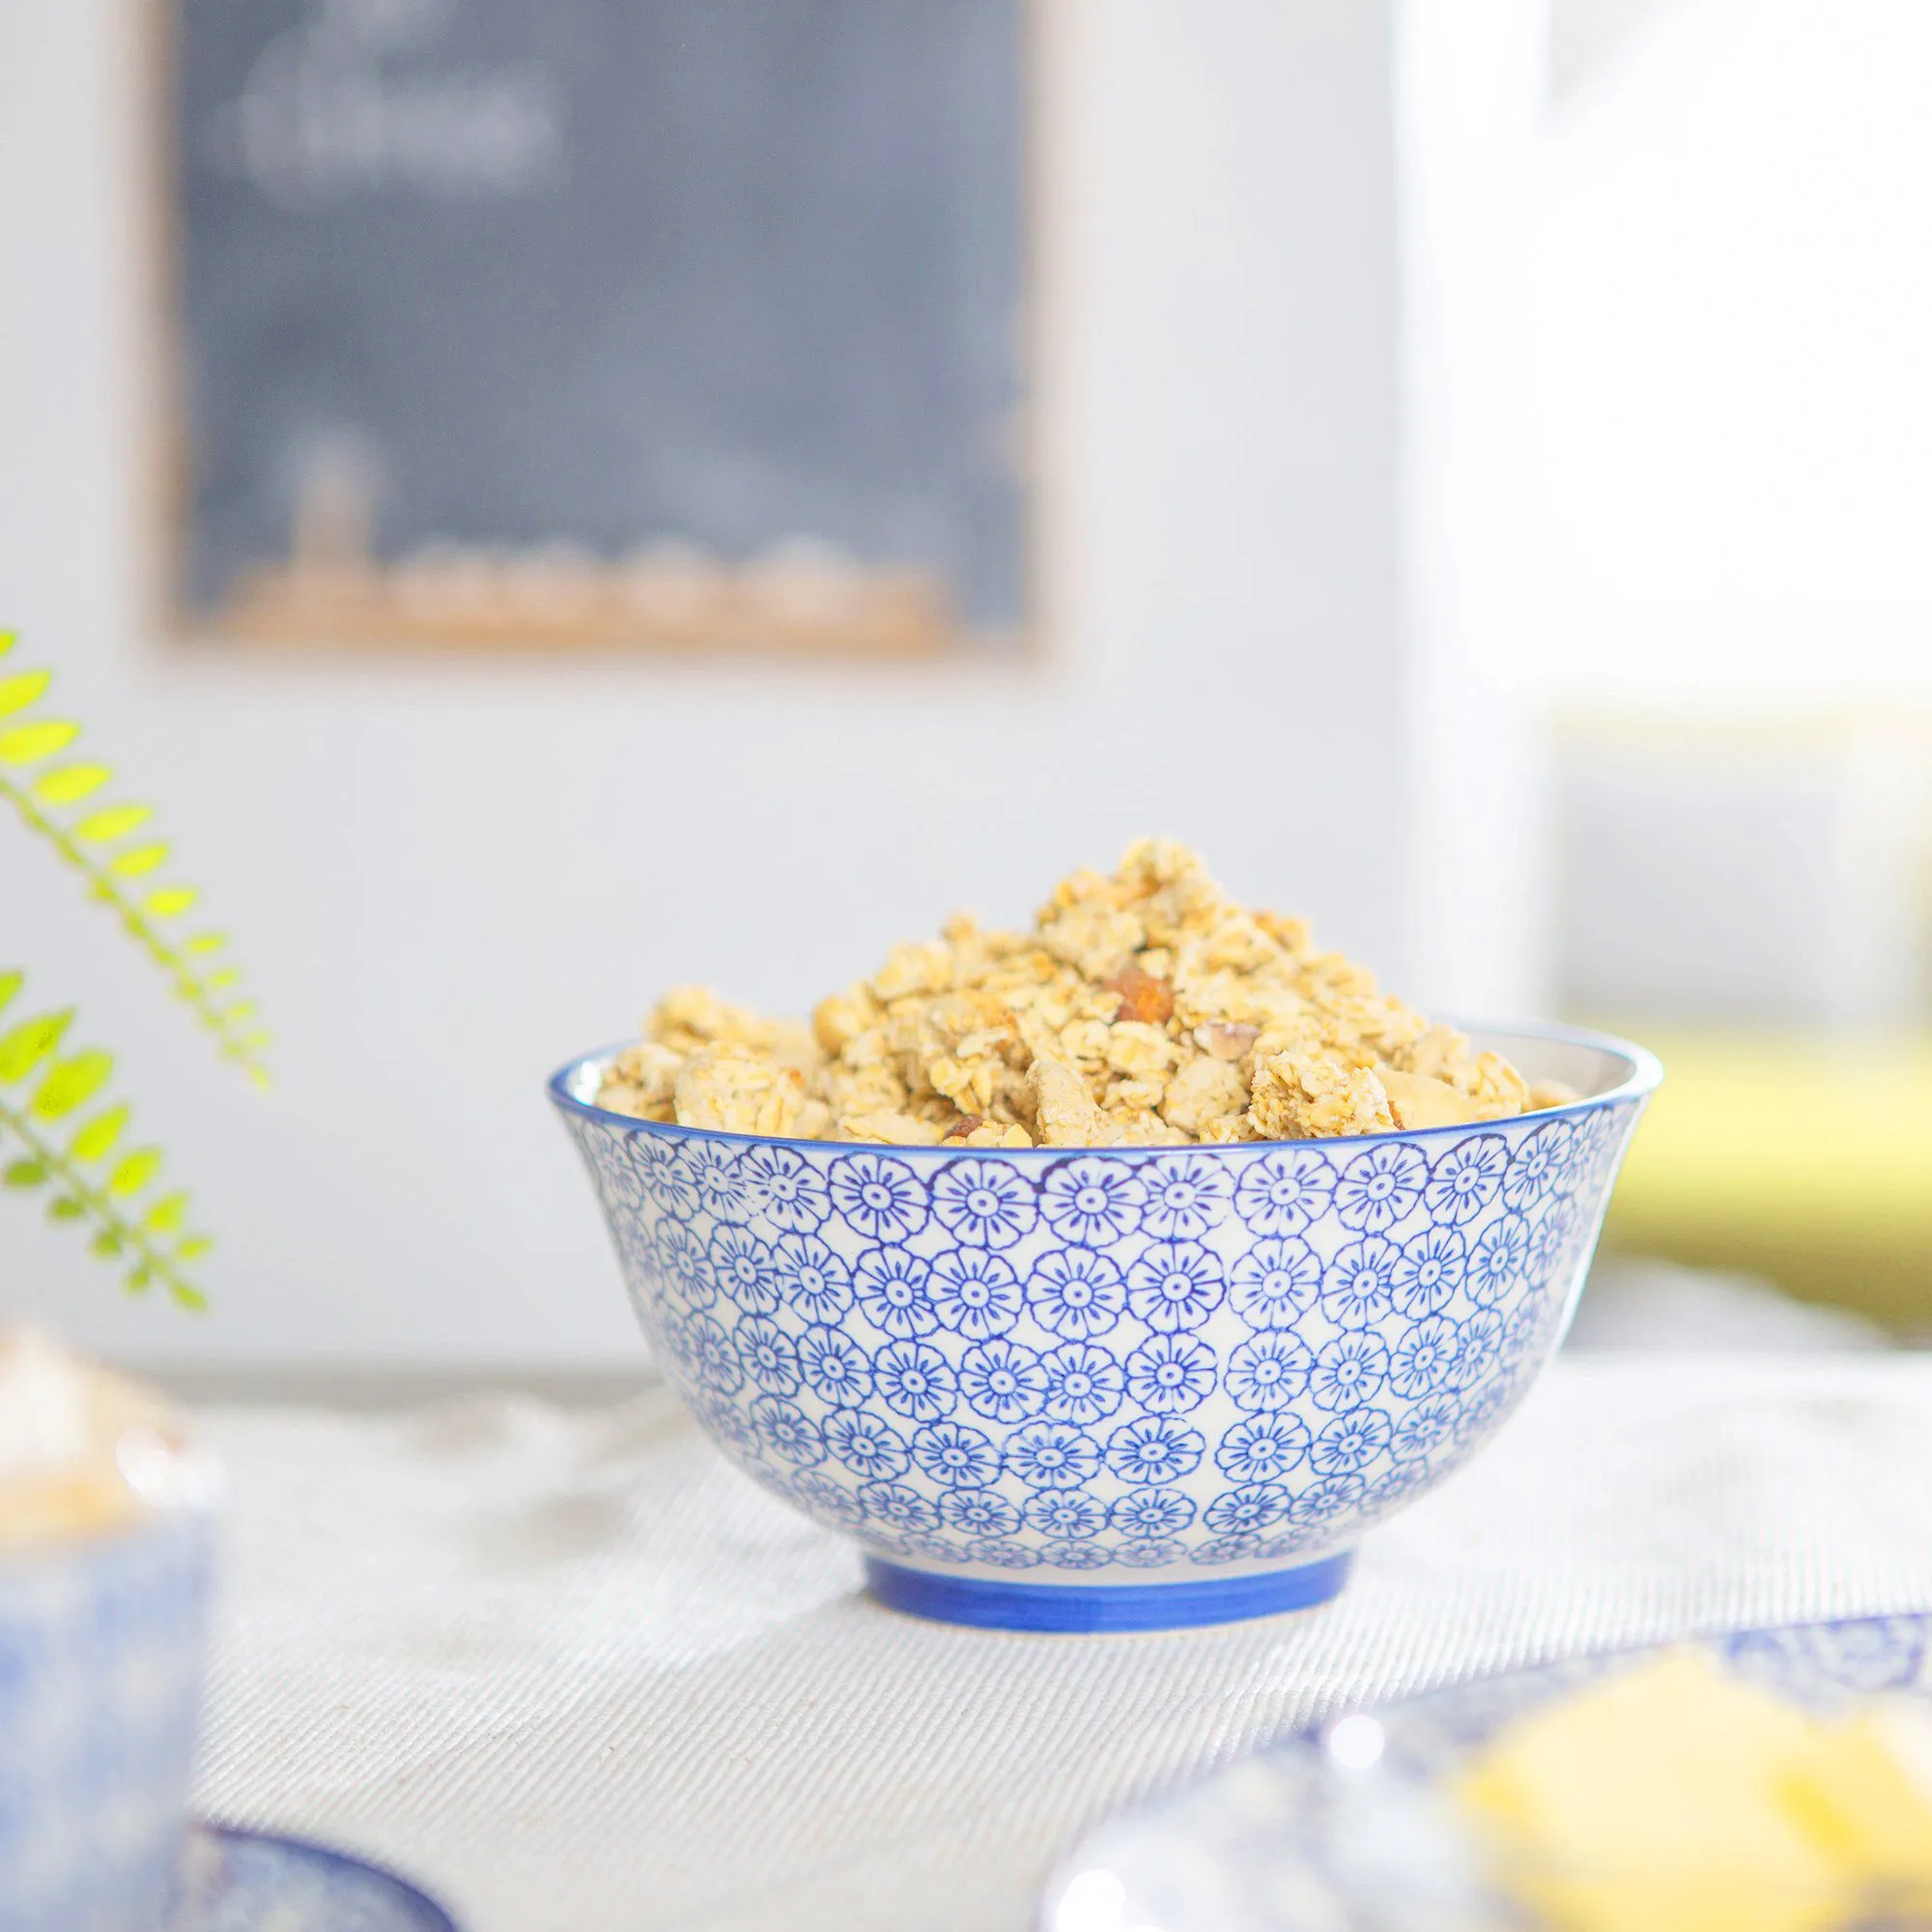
[1461,0,1932,708]
[1395,0,1555,1019]
[0,0,1405,1366]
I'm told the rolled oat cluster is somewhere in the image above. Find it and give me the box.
[596,839,1572,1147]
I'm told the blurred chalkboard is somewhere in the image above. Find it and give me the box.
[163,0,1029,656]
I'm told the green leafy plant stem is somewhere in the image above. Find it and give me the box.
[0,770,263,1083]
[0,1091,206,1310]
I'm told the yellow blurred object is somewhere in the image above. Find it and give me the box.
[1596,1032,1932,1327]
[1457,1654,1838,1932]
[1778,1707,1932,1876]
[1456,1652,1932,1931]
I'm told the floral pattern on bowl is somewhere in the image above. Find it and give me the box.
[551,1023,1659,1629]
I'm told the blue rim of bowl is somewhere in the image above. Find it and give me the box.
[545,1016,1662,1158]
[189,1823,461,1929]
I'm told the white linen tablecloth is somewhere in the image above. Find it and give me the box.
[192,1356,1932,1932]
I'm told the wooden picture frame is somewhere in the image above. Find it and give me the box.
[147,0,1040,663]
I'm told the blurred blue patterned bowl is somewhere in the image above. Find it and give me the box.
[551,1023,1659,1634]
[0,1500,216,1932]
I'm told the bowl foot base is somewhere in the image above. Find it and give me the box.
[862,1550,1353,1633]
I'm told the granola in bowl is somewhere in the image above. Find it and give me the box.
[596,839,1575,1149]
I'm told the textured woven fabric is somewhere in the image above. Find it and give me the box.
[191,1356,1932,1932]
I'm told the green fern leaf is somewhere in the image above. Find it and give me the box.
[71,1103,128,1161]
[0,984,213,1307]
[143,1191,188,1234]
[0,644,268,1082]
[108,1148,164,1196]
[109,842,170,877]
[0,720,81,764]
[75,804,153,842]
[31,1050,114,1120]
[34,763,111,804]
[0,1009,73,1081]
[0,670,52,717]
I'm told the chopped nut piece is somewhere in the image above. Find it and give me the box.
[1194,1021,1261,1062]
[1106,965,1176,1026]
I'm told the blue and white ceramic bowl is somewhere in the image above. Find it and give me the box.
[551,1022,1659,1633]
[0,1499,216,1932]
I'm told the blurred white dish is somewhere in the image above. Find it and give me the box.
[1040,1612,1932,1932]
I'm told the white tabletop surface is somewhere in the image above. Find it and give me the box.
[190,1355,1932,1932]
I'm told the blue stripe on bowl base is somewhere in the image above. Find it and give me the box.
[863,1552,1354,1633]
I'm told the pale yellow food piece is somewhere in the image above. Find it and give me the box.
[951,1121,1034,1149]
[1467,1049,1533,1121]
[1105,1022,1180,1080]
[672,1043,811,1137]
[648,985,776,1057]
[1380,1065,1492,1131]
[597,1039,683,1122]
[1095,1106,1180,1146]
[811,984,879,1056]
[596,839,1560,1145]
[833,1110,948,1146]
[1458,1651,1932,1932]
[870,941,955,1002]
[1028,1056,1108,1148]
[1036,904,1145,982]
[1160,1055,1249,1138]
[1778,1704,1932,1879]
[1248,1050,1395,1140]
[1394,1021,1483,1086]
